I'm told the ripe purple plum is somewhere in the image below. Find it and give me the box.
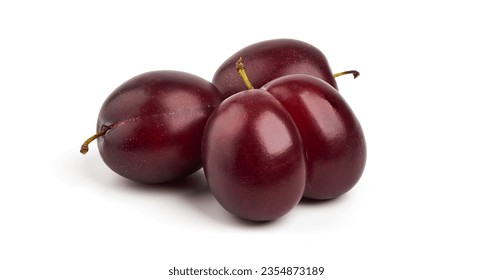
[212,38,358,99]
[263,74,366,199]
[202,88,306,221]
[81,71,223,184]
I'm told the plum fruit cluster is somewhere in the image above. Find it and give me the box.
[81,39,366,222]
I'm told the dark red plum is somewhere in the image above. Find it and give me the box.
[81,71,223,184]
[202,89,306,221]
[263,74,366,199]
[212,39,339,99]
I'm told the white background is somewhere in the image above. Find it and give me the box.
[1,1,492,279]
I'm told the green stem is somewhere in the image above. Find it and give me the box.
[333,70,360,79]
[235,57,254,90]
[80,125,110,154]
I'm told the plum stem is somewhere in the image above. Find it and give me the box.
[333,70,360,79]
[235,57,254,90]
[80,125,110,155]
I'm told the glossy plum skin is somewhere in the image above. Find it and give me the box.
[202,90,306,221]
[263,74,366,199]
[97,71,222,183]
[212,39,338,99]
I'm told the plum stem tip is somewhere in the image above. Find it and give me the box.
[235,57,254,90]
[80,126,109,155]
[333,70,360,79]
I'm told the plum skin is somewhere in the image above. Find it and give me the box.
[202,89,306,221]
[212,38,338,99]
[263,74,366,199]
[96,70,222,184]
